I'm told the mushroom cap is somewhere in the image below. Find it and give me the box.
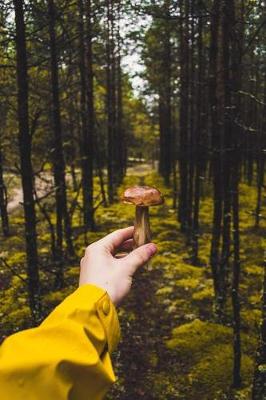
[121,186,164,207]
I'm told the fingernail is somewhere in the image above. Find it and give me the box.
[147,243,157,256]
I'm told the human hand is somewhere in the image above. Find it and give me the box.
[79,226,157,305]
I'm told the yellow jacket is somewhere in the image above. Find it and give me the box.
[0,284,120,400]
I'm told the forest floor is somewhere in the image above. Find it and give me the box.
[0,164,265,400]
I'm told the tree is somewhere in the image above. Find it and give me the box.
[178,0,189,232]
[47,0,75,287]
[78,0,94,229]
[13,0,40,319]
[0,141,9,237]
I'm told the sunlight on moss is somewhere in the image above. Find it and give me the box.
[248,293,262,306]
[166,319,231,356]
[156,286,173,296]
[6,252,26,266]
[241,309,261,330]
[192,285,214,302]
[176,278,199,290]
[245,264,263,276]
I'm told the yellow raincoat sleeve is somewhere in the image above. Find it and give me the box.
[0,284,121,400]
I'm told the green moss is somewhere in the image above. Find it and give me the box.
[166,319,231,358]
[43,287,73,307]
[245,264,263,276]
[149,351,159,368]
[242,309,261,330]
[156,230,179,242]
[155,240,181,253]
[7,307,32,327]
[188,344,253,399]
[65,266,79,278]
[165,299,190,315]
[7,252,26,266]
[156,286,173,296]
[149,372,180,399]
[192,285,214,302]
[176,278,199,290]
[249,293,262,306]
[160,258,204,281]
[166,319,255,399]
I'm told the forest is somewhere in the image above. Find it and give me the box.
[0,0,265,399]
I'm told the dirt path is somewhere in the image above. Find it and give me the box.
[106,169,183,399]
[6,163,153,213]
[7,172,72,213]
[127,162,155,176]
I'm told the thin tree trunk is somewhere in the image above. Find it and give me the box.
[13,0,40,319]
[116,0,125,182]
[209,0,223,303]
[192,1,203,263]
[230,0,243,386]
[0,136,9,237]
[78,0,94,230]
[178,0,189,232]
[85,0,95,228]
[158,2,172,186]
[255,78,265,227]
[187,0,195,237]
[107,0,114,203]
[47,0,74,288]
[219,0,233,319]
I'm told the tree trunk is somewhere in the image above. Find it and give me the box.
[187,0,195,237]
[116,0,126,182]
[47,0,74,288]
[192,0,203,263]
[0,131,9,237]
[209,0,223,303]
[178,0,189,232]
[106,0,115,203]
[78,0,94,230]
[13,0,40,319]
[255,78,265,227]
[229,0,243,386]
[158,2,172,186]
[219,0,233,319]
[85,0,95,228]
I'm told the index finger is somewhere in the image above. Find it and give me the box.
[98,226,134,252]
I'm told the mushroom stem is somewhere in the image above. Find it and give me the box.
[133,206,151,248]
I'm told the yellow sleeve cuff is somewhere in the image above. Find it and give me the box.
[44,284,121,355]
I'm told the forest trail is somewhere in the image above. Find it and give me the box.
[6,163,152,213]
[7,187,23,213]
[7,172,72,213]
[126,162,155,176]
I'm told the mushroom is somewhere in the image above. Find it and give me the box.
[121,186,164,248]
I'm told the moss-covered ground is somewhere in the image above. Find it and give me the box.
[0,164,265,399]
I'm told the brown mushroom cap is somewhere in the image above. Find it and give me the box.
[121,186,164,207]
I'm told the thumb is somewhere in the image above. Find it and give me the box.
[121,243,157,276]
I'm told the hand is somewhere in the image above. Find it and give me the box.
[79,226,157,305]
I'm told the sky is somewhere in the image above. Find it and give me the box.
[119,11,152,97]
